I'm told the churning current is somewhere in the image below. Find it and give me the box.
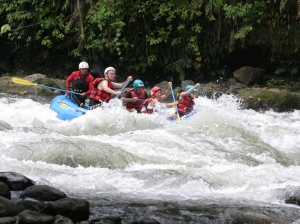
[1,93,300,223]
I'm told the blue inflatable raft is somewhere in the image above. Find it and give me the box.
[50,95,88,120]
[50,95,198,122]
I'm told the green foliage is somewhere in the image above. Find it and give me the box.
[265,77,286,87]
[275,65,300,76]
[0,24,11,34]
[0,0,89,57]
[85,0,203,78]
[223,1,269,40]
[0,0,300,82]
[223,1,268,22]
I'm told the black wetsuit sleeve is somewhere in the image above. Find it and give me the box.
[123,91,132,98]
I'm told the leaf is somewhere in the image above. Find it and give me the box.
[1,24,11,34]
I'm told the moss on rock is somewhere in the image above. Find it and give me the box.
[238,89,300,112]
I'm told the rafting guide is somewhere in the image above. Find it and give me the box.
[65,62,94,108]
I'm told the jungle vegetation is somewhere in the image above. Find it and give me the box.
[0,0,300,83]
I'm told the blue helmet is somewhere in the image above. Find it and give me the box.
[185,85,198,92]
[185,85,197,96]
[133,79,144,91]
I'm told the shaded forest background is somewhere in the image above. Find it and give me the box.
[0,0,300,86]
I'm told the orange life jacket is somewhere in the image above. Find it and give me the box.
[177,95,194,115]
[89,78,114,103]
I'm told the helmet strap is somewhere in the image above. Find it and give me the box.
[106,76,112,81]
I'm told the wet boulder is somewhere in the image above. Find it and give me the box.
[0,182,11,200]
[18,210,55,224]
[53,215,74,224]
[0,217,16,224]
[0,172,35,191]
[15,198,46,214]
[20,185,66,201]
[229,212,287,224]
[90,215,121,224]
[0,196,17,217]
[40,198,89,222]
[238,88,300,112]
[233,66,265,85]
[284,190,300,205]
[181,80,195,89]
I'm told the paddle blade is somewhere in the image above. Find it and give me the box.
[12,78,37,86]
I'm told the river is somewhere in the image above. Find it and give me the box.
[1,93,300,223]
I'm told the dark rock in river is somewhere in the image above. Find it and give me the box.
[40,198,90,222]
[0,182,11,200]
[20,185,66,201]
[0,172,35,191]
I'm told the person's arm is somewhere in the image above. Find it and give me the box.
[121,91,138,103]
[65,72,75,90]
[102,80,121,95]
[165,101,178,107]
[65,72,75,95]
[112,76,133,89]
[161,82,172,101]
[180,83,200,98]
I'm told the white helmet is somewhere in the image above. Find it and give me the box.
[79,62,89,69]
[104,67,116,75]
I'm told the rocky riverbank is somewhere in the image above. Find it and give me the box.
[1,65,300,112]
[0,172,161,224]
[1,172,300,224]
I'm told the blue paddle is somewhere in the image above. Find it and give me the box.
[115,78,131,98]
[200,87,209,99]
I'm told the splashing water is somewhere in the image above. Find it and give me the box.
[1,93,300,223]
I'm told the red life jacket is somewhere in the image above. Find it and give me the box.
[177,95,194,115]
[142,98,154,114]
[89,78,114,103]
[125,89,146,112]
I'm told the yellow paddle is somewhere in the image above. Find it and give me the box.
[170,84,180,122]
[11,77,81,95]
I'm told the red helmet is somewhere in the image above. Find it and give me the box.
[151,86,162,98]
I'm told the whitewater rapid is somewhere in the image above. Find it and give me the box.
[1,93,300,223]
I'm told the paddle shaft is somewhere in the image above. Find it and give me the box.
[137,99,170,105]
[37,84,82,95]
[170,85,181,122]
[115,79,131,98]
[12,77,82,95]
[200,87,209,99]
